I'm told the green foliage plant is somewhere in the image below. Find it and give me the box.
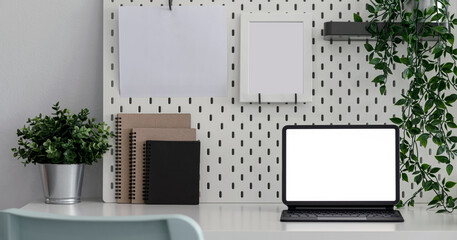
[12,102,114,166]
[355,0,457,212]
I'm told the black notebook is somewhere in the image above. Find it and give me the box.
[145,140,201,205]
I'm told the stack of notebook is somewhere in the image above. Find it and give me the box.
[116,113,200,204]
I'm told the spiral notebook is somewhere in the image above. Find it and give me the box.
[115,113,191,203]
[145,140,201,205]
[130,128,196,204]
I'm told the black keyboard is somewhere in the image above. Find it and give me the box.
[281,209,404,222]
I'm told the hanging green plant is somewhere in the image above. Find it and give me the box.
[355,0,457,212]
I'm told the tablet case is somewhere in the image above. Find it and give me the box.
[130,128,196,204]
[115,114,191,203]
[145,140,201,205]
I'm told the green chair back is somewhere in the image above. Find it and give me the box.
[0,208,204,240]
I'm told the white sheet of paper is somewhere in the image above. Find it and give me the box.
[119,6,227,97]
[248,22,304,95]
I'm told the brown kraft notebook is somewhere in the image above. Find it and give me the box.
[115,113,191,203]
[130,128,196,204]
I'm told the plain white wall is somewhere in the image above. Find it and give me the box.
[0,0,103,209]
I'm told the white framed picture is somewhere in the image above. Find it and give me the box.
[240,13,313,103]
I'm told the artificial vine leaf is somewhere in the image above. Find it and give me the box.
[410,127,421,135]
[393,55,401,63]
[427,6,437,15]
[431,13,444,22]
[408,200,415,207]
[353,13,362,22]
[433,26,448,34]
[401,173,409,182]
[423,62,435,72]
[412,105,424,115]
[445,181,457,189]
[395,98,406,105]
[364,43,374,52]
[429,195,442,206]
[366,4,375,14]
[437,145,446,155]
[372,74,386,83]
[446,164,454,175]
[432,135,443,145]
[445,94,457,104]
[400,57,410,65]
[424,99,434,112]
[447,34,455,45]
[433,182,441,191]
[429,118,440,127]
[390,117,403,124]
[447,197,455,208]
[370,58,382,65]
[434,99,446,109]
[442,62,454,73]
[411,118,421,125]
[417,133,430,147]
[414,175,423,185]
[424,181,434,191]
[433,43,444,58]
[436,156,449,164]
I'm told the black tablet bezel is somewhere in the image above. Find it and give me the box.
[282,125,400,207]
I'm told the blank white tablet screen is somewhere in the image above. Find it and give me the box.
[286,128,396,201]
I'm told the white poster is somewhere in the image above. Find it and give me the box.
[119,6,227,97]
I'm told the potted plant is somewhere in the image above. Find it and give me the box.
[354,0,457,212]
[12,102,114,204]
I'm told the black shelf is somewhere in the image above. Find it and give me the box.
[324,22,372,41]
[323,21,442,41]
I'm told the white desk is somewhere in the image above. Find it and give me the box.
[22,200,457,240]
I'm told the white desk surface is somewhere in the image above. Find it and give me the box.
[22,200,457,240]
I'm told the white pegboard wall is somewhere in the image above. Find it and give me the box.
[103,0,454,203]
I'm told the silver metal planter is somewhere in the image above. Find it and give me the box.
[39,164,85,204]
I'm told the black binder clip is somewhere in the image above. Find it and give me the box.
[169,0,173,11]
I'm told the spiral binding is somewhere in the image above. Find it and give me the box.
[143,143,151,201]
[129,131,137,200]
[114,116,122,199]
